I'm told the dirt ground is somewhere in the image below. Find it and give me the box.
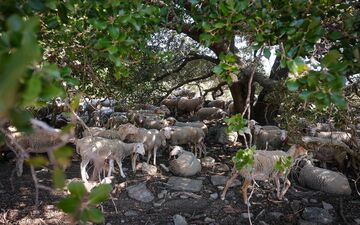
[0,146,360,225]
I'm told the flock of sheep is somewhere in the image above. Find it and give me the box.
[2,89,355,204]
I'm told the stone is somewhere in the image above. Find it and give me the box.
[302,207,333,224]
[210,193,218,200]
[291,200,301,212]
[204,217,215,223]
[268,212,283,219]
[173,214,188,225]
[126,182,154,203]
[167,177,203,192]
[153,199,166,207]
[298,219,317,225]
[258,221,269,225]
[157,190,168,199]
[141,162,157,176]
[201,156,215,167]
[215,163,230,172]
[309,199,317,203]
[354,218,360,225]
[211,175,241,187]
[160,163,170,172]
[124,210,138,216]
[241,213,253,219]
[216,126,238,145]
[322,201,334,211]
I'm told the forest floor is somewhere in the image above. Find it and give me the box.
[0,145,360,225]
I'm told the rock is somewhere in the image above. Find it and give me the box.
[258,221,269,225]
[167,177,203,192]
[153,199,166,207]
[322,201,334,211]
[298,220,317,225]
[309,199,317,203]
[291,200,301,212]
[301,207,333,224]
[141,162,157,176]
[201,156,215,167]
[268,212,283,219]
[173,214,188,225]
[210,193,218,200]
[355,218,360,225]
[124,210,139,216]
[157,190,168,199]
[241,213,253,219]
[126,182,154,203]
[169,151,201,177]
[180,195,189,199]
[215,163,230,172]
[204,217,215,223]
[211,175,241,187]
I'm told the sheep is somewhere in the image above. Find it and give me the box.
[253,125,288,150]
[76,136,145,181]
[172,88,196,98]
[125,127,172,165]
[227,102,234,115]
[161,97,180,115]
[207,99,226,110]
[169,146,201,177]
[316,131,352,145]
[141,117,169,130]
[105,113,129,129]
[4,121,67,176]
[221,145,307,205]
[177,97,203,116]
[195,107,227,121]
[173,121,208,134]
[298,160,351,195]
[167,126,206,158]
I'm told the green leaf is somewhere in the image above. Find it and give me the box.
[81,207,105,223]
[45,0,57,10]
[70,94,80,111]
[109,27,120,39]
[88,184,112,205]
[329,31,342,41]
[26,155,49,167]
[322,50,341,67]
[286,60,298,74]
[53,167,65,189]
[214,22,225,28]
[290,19,305,28]
[286,79,300,92]
[28,0,46,11]
[63,77,80,86]
[7,15,22,31]
[22,74,42,105]
[263,48,271,59]
[299,90,311,100]
[41,84,64,99]
[212,65,223,75]
[68,181,86,198]
[57,196,81,214]
[255,33,264,43]
[10,109,32,132]
[330,93,347,109]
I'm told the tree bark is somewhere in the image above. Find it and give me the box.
[253,56,289,125]
[229,76,254,115]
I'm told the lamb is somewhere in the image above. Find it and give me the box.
[76,136,145,181]
[125,127,172,165]
[221,145,307,204]
[141,117,169,130]
[4,120,69,176]
[195,107,227,121]
[207,99,226,110]
[167,126,206,158]
[177,97,204,116]
[253,125,288,150]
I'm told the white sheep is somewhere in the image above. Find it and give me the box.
[168,126,206,158]
[173,121,208,134]
[141,118,169,130]
[76,136,145,181]
[221,145,307,205]
[125,127,172,165]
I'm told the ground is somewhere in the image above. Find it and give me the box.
[0,146,359,225]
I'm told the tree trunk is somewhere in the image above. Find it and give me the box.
[229,77,254,115]
[253,56,289,125]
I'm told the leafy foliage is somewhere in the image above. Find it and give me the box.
[275,156,293,173]
[232,146,256,171]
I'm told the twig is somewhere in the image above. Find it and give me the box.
[30,166,40,207]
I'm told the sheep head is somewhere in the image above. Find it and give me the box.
[134,143,145,155]
[161,127,172,139]
[289,144,307,158]
[169,146,184,157]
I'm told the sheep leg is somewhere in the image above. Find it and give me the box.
[16,155,25,177]
[279,178,291,200]
[274,175,281,199]
[116,160,126,178]
[221,169,239,200]
[131,153,137,172]
[108,159,114,177]
[153,147,157,165]
[80,158,90,181]
[147,151,152,164]
[241,179,252,205]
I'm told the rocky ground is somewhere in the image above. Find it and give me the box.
[0,145,360,225]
